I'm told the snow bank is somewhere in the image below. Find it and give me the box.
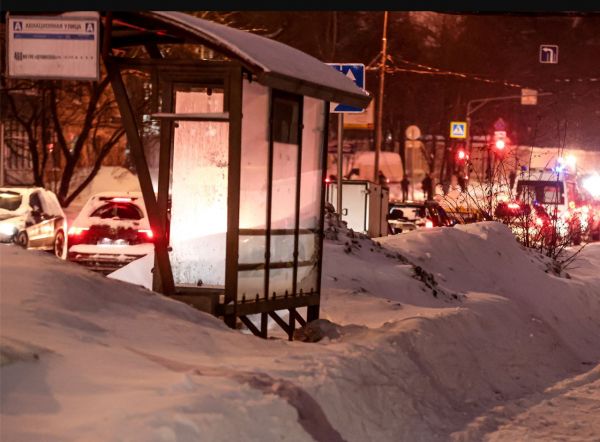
[2,219,599,441]
[376,222,600,360]
[108,251,154,290]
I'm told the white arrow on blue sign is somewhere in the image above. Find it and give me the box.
[327,63,366,113]
[539,44,558,64]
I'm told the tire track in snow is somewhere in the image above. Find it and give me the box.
[127,347,346,442]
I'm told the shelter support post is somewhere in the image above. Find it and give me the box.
[224,65,243,328]
[308,101,330,324]
[105,58,175,295]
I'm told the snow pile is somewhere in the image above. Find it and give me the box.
[2,220,600,441]
[108,252,154,290]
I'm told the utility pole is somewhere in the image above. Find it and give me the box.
[336,113,344,217]
[373,10,388,183]
[0,122,4,186]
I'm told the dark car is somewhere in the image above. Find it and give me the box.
[0,187,68,258]
[387,200,454,235]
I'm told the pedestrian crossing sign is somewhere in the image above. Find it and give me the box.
[450,121,467,139]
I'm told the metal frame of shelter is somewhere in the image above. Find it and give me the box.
[93,11,370,339]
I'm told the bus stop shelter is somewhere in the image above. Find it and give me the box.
[93,11,370,338]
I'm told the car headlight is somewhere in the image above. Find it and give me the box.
[0,223,17,236]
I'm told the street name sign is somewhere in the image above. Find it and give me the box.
[344,100,375,129]
[539,45,559,64]
[7,14,100,81]
[521,88,538,105]
[450,121,467,139]
[327,63,366,113]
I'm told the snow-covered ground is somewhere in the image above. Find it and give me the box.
[1,221,599,441]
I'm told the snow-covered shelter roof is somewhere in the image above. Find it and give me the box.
[119,11,371,108]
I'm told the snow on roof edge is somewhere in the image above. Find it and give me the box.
[140,11,371,108]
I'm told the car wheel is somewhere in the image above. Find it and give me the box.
[54,230,66,259]
[16,231,29,249]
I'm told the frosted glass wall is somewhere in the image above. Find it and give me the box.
[297,97,326,294]
[238,80,269,300]
[236,86,326,301]
[268,141,298,297]
[169,88,228,286]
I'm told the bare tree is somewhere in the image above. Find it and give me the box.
[1,73,127,207]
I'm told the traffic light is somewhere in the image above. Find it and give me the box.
[493,131,507,151]
[455,144,469,163]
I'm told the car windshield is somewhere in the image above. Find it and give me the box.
[90,202,143,220]
[391,205,426,221]
[0,191,23,211]
[517,181,564,205]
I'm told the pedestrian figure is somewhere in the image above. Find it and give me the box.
[422,173,433,201]
[378,171,389,188]
[509,170,517,190]
[457,174,466,191]
[401,175,410,202]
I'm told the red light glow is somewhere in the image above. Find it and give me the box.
[68,226,89,236]
[139,229,154,239]
[111,197,132,203]
[495,139,505,150]
[457,150,466,160]
[507,202,520,210]
[425,220,434,229]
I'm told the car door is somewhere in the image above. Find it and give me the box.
[26,191,55,248]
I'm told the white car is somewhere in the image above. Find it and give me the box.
[0,186,67,258]
[67,192,154,274]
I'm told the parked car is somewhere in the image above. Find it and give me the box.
[387,200,454,235]
[67,192,154,274]
[0,186,67,258]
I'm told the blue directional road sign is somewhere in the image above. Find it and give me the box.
[539,45,559,64]
[450,121,467,139]
[327,63,365,113]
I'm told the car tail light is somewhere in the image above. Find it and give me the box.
[68,226,89,236]
[425,220,434,229]
[507,202,520,210]
[138,229,154,240]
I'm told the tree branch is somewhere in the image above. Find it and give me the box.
[64,127,125,206]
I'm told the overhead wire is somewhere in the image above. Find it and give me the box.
[366,54,600,90]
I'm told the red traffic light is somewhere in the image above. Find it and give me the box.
[456,148,469,162]
[493,130,507,150]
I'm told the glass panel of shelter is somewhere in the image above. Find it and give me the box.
[237,80,269,301]
[236,88,327,303]
[297,97,326,295]
[166,83,229,288]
